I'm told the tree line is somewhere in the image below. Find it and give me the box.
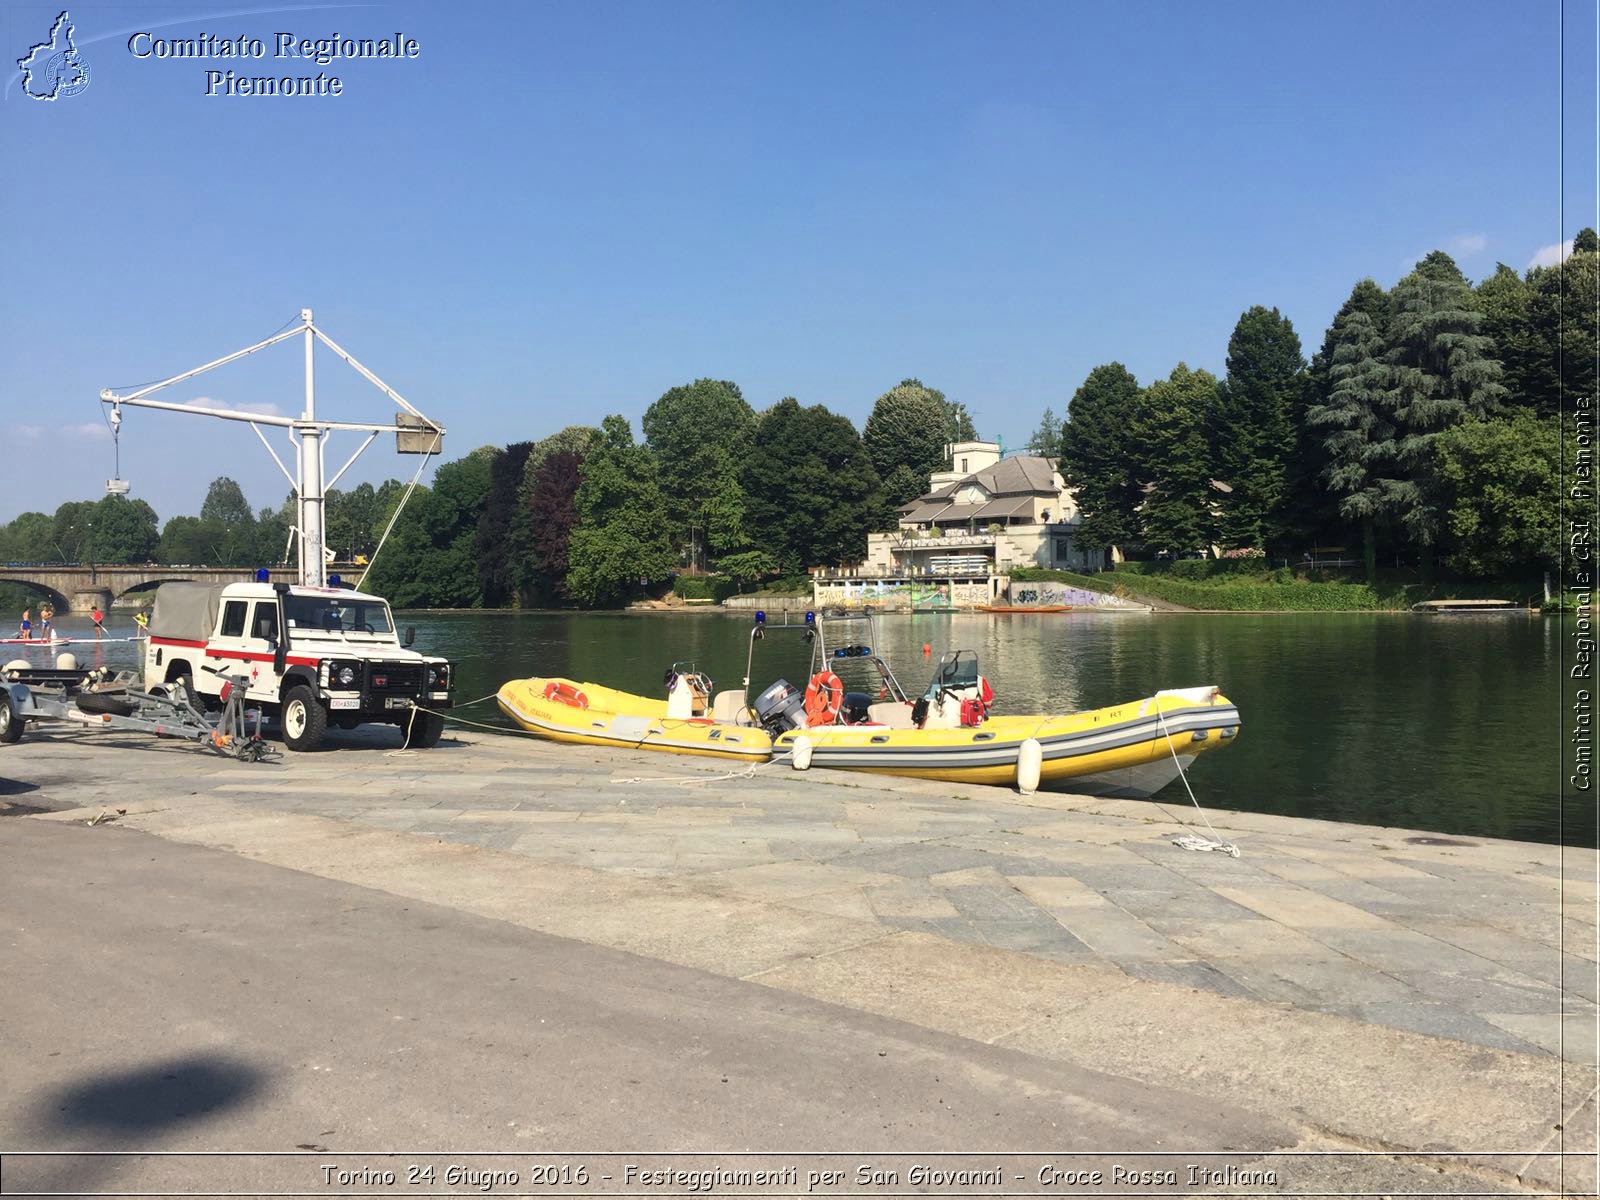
[1042,232,1595,582]
[0,379,977,609]
[2,235,1585,607]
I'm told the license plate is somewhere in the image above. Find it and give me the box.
[329,697,359,711]
[385,697,412,709]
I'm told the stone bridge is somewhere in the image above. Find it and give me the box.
[0,565,297,612]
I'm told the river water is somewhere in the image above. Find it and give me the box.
[11,608,1575,845]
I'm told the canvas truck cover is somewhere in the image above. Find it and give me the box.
[148,583,227,642]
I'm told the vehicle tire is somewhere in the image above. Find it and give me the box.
[280,684,328,752]
[406,710,446,749]
[0,691,22,744]
[168,669,197,709]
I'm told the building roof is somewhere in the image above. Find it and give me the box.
[972,495,1036,520]
[909,454,1058,505]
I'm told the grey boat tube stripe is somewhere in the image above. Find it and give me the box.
[800,705,1240,767]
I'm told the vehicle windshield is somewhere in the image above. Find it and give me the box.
[283,596,394,636]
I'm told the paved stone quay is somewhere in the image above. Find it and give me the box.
[3,720,1596,1193]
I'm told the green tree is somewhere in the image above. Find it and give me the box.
[1284,279,1390,552]
[1434,412,1561,578]
[1210,306,1304,549]
[1026,407,1063,459]
[475,441,536,606]
[1132,364,1218,556]
[87,494,159,563]
[0,512,55,561]
[1057,364,1143,553]
[716,549,779,585]
[52,501,95,562]
[1476,264,1539,410]
[566,416,677,607]
[200,477,253,528]
[1518,230,1600,418]
[363,449,494,607]
[1306,308,1394,582]
[156,515,213,565]
[1385,252,1508,574]
[863,380,948,503]
[641,379,756,569]
[743,398,883,574]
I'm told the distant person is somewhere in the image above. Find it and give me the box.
[134,611,149,633]
[18,609,31,641]
[91,605,106,638]
[39,608,52,639]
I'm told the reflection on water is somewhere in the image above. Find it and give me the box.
[29,607,1571,845]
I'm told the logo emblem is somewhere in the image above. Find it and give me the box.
[373,674,387,687]
[17,11,90,101]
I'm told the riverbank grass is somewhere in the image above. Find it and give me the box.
[1010,565,1543,612]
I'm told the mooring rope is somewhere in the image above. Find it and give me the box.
[1152,704,1240,857]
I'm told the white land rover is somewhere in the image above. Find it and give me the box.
[144,580,453,751]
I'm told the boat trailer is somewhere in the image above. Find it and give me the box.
[0,664,277,762]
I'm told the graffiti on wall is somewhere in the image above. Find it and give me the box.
[814,579,993,609]
[1010,583,1142,609]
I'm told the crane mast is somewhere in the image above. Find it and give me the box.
[99,308,444,588]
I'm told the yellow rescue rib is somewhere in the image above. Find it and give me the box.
[496,677,773,761]
[775,688,1242,796]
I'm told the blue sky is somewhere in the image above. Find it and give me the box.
[1,0,1594,523]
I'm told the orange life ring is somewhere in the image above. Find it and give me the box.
[543,680,589,710]
[803,670,845,727]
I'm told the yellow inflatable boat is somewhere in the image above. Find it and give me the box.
[773,685,1240,797]
[496,674,774,762]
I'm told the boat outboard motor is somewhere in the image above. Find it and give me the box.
[752,678,807,733]
[840,691,873,725]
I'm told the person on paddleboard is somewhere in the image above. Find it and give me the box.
[18,609,31,641]
[91,605,106,638]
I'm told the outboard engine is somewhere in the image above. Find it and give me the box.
[841,691,873,725]
[752,678,807,733]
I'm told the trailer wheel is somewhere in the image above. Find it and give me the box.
[0,691,21,744]
[280,684,327,752]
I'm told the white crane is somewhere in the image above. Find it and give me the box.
[99,309,444,588]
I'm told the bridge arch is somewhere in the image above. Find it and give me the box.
[0,577,72,615]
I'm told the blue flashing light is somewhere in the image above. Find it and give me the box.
[754,610,766,624]
[255,568,270,582]
[804,610,815,624]
[329,573,342,588]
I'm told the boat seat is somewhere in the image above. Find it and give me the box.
[867,701,917,729]
[710,689,749,724]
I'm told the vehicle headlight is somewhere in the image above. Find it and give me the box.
[337,666,356,687]
[428,664,448,688]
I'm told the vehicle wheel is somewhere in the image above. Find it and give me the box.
[0,691,22,744]
[406,710,446,748]
[169,670,196,709]
[280,685,328,752]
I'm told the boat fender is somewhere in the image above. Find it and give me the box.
[803,670,845,727]
[3,660,29,674]
[1016,738,1043,795]
[56,652,78,671]
[791,735,813,770]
